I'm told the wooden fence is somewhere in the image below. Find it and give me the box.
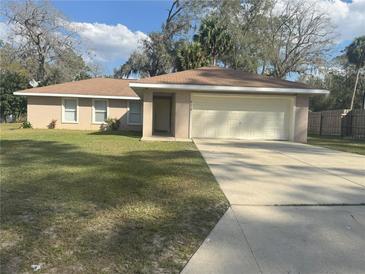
[308,109,365,139]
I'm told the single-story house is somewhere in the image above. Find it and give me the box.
[14,66,329,143]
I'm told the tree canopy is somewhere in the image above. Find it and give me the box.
[1,0,363,116]
[346,36,365,110]
[176,41,209,71]
[114,0,364,112]
[0,70,28,121]
[193,14,233,66]
[305,36,365,111]
[346,36,365,69]
[0,0,94,119]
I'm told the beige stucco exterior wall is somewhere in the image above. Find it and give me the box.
[171,95,176,136]
[27,96,62,129]
[294,95,309,143]
[27,96,142,131]
[174,91,191,139]
[142,90,153,137]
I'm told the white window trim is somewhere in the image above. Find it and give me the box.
[92,99,109,124]
[127,100,142,125]
[62,98,79,124]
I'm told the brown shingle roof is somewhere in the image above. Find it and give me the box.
[131,66,310,89]
[17,78,138,98]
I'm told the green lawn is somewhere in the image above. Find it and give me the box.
[308,135,365,155]
[0,124,228,273]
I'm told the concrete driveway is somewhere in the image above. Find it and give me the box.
[182,139,365,274]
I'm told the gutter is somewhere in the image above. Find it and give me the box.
[13,92,141,100]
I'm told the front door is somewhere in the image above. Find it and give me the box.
[153,97,171,134]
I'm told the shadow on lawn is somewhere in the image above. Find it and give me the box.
[0,139,227,273]
[88,130,142,138]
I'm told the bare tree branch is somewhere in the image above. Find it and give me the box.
[1,0,77,82]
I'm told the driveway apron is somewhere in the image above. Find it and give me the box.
[182,139,365,274]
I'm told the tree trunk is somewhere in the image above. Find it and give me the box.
[212,55,217,66]
[37,54,46,83]
[350,68,361,110]
[261,62,266,75]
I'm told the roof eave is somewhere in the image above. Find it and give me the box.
[13,91,140,100]
[129,83,329,95]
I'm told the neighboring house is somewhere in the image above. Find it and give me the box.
[14,66,329,142]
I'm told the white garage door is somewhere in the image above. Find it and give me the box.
[191,94,294,140]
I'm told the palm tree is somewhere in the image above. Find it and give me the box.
[176,42,209,71]
[346,36,365,110]
[194,14,232,66]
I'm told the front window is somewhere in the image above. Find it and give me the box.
[63,98,78,123]
[93,99,108,123]
[128,101,142,124]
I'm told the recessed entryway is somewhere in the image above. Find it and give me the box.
[153,95,172,136]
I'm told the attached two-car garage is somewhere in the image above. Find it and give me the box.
[191,93,294,140]
[129,66,329,143]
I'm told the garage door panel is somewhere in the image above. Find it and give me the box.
[191,94,293,140]
[193,96,290,111]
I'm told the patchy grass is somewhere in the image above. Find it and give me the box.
[308,135,365,155]
[0,123,228,273]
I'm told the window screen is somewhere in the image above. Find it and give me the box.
[93,100,107,123]
[63,99,77,122]
[128,101,142,124]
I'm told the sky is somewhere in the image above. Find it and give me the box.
[53,0,171,74]
[1,0,365,75]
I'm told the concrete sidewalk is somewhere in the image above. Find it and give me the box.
[182,140,365,274]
